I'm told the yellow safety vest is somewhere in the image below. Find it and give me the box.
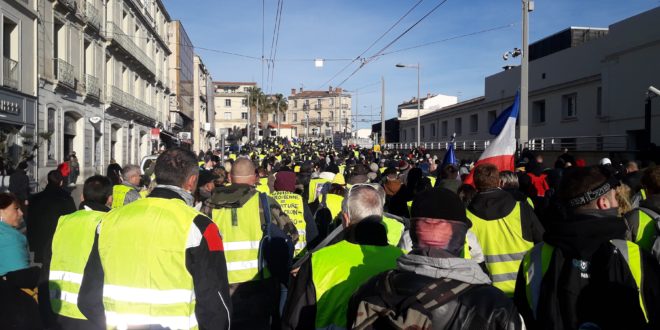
[49,209,104,320]
[256,177,270,195]
[308,178,329,204]
[522,240,648,323]
[212,193,269,284]
[272,191,306,256]
[311,240,403,329]
[467,202,532,296]
[428,176,436,188]
[229,153,237,160]
[111,184,140,209]
[323,193,344,220]
[640,189,647,201]
[99,197,201,329]
[629,207,659,252]
[382,215,405,246]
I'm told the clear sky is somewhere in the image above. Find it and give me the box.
[163,0,659,129]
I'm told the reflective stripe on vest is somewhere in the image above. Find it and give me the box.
[49,210,104,319]
[324,193,344,220]
[311,240,403,329]
[212,193,265,284]
[523,240,648,323]
[633,208,658,252]
[99,197,200,330]
[308,178,329,203]
[272,191,307,255]
[428,176,436,188]
[467,202,532,296]
[111,184,140,209]
[382,216,404,246]
[641,189,647,200]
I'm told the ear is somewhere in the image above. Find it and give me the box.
[106,195,113,207]
[184,174,199,192]
[595,195,611,210]
[80,194,85,202]
[342,212,351,228]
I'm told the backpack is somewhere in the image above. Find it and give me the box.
[527,173,549,197]
[352,270,473,330]
[257,193,294,281]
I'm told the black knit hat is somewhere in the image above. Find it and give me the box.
[411,188,471,227]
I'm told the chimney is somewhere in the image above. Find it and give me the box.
[335,87,342,94]
[427,92,432,98]
[299,87,303,93]
[329,86,333,92]
[291,88,296,96]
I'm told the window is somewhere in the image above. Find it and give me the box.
[431,123,436,137]
[329,98,334,106]
[562,93,577,118]
[532,100,546,123]
[241,112,248,120]
[455,117,462,136]
[317,99,322,106]
[441,121,448,137]
[243,87,249,92]
[225,99,231,107]
[470,114,478,133]
[273,113,277,121]
[403,129,407,140]
[293,113,298,122]
[596,87,602,116]
[241,99,247,107]
[294,100,298,108]
[411,128,416,141]
[329,111,334,120]
[224,112,231,120]
[487,110,497,127]
[421,126,425,139]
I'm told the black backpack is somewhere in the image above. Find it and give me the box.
[352,270,473,330]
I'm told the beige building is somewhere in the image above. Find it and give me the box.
[193,55,214,153]
[213,81,255,139]
[36,0,173,185]
[168,20,194,147]
[288,87,352,139]
[0,0,38,176]
[395,7,660,154]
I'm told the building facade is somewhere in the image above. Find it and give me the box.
[167,20,194,146]
[213,81,255,140]
[36,0,173,186]
[192,55,214,153]
[396,7,660,153]
[288,87,352,139]
[0,0,38,177]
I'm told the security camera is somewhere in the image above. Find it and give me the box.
[649,86,660,97]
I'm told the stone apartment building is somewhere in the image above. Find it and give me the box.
[192,54,214,153]
[0,0,38,177]
[213,81,255,139]
[288,87,352,138]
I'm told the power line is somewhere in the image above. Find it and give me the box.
[317,0,425,89]
[335,0,450,88]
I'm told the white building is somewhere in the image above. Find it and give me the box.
[213,81,255,140]
[193,55,214,153]
[36,0,173,186]
[397,7,660,153]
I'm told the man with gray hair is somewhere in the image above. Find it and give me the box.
[111,164,142,208]
[283,184,403,330]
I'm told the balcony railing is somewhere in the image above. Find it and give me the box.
[108,86,156,121]
[57,0,76,11]
[2,58,19,90]
[54,58,76,88]
[106,22,156,74]
[83,1,101,30]
[314,104,322,110]
[85,74,100,98]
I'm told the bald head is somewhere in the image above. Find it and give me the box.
[231,158,257,185]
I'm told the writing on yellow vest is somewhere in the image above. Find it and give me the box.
[272,191,306,256]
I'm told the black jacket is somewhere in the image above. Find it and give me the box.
[468,188,544,243]
[513,210,660,330]
[78,187,232,330]
[26,184,76,263]
[348,249,523,330]
[8,169,30,202]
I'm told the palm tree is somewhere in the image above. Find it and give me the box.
[246,87,267,139]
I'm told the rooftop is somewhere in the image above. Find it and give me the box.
[214,81,257,86]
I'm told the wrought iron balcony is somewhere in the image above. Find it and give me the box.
[83,1,101,30]
[54,58,76,88]
[108,86,156,121]
[314,104,322,110]
[57,0,76,11]
[105,22,156,75]
[85,74,101,98]
[2,58,19,90]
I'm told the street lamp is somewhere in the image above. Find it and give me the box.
[396,63,421,147]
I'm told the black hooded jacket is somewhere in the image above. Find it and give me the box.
[514,209,660,330]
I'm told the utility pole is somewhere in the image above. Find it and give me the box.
[277,98,281,137]
[381,76,385,145]
[256,96,260,141]
[416,63,421,147]
[519,0,533,150]
[246,91,251,142]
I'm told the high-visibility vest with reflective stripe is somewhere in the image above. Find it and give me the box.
[111,184,140,209]
[294,165,301,173]
[139,190,149,198]
[212,193,267,284]
[311,240,403,329]
[428,176,436,188]
[272,191,306,255]
[49,209,104,319]
[522,240,649,323]
[256,177,270,195]
[629,207,659,252]
[467,202,532,296]
[338,165,346,175]
[324,193,344,220]
[308,178,329,203]
[382,215,405,246]
[99,197,201,330]
[640,189,647,201]
[229,153,237,160]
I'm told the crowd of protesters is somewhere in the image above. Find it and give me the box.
[1,137,660,329]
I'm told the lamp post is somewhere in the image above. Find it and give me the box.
[303,104,310,142]
[396,63,421,147]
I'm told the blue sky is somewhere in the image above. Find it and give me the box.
[163,0,659,129]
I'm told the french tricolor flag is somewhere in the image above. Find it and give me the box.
[464,91,520,185]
